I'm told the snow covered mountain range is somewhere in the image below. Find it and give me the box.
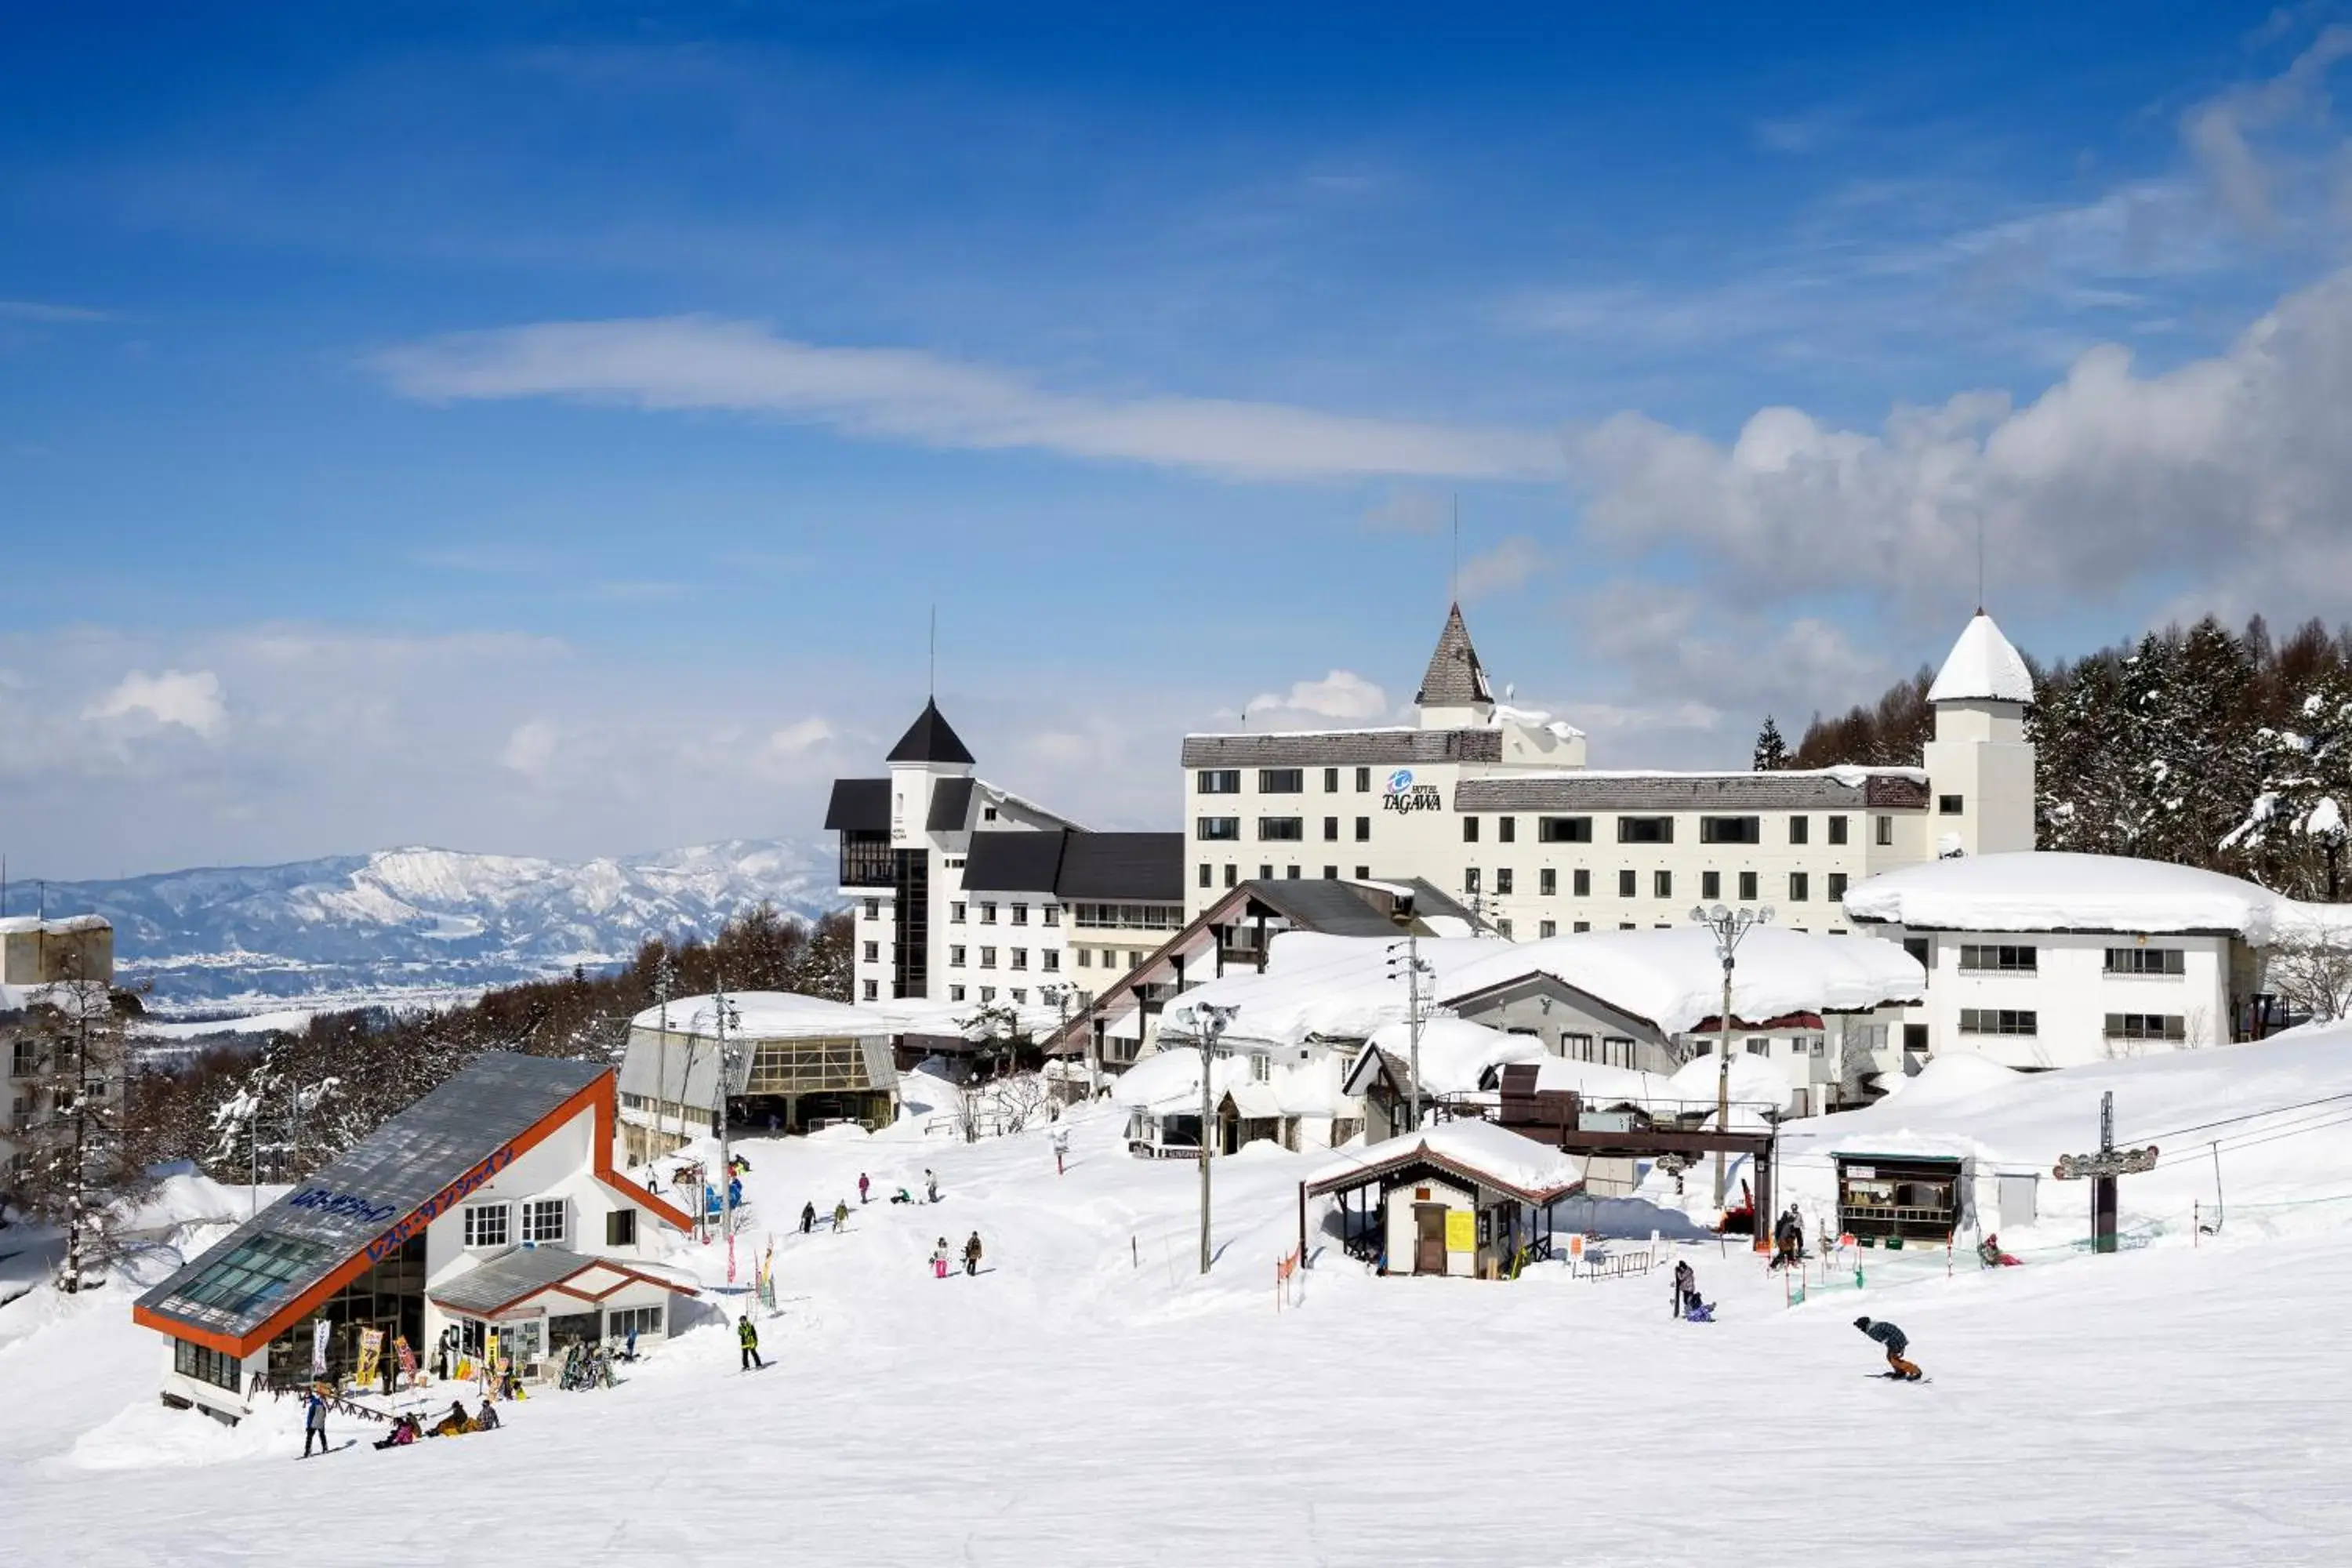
[27,840,839,1017]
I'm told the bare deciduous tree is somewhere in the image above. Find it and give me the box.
[2264,932,2352,1025]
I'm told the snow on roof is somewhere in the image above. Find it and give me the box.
[1842,851,2289,939]
[1530,1058,1679,1106]
[1305,1117,1581,1200]
[1154,931,1513,1049]
[629,990,1058,1042]
[1364,1017,1548,1096]
[0,914,110,935]
[1667,1050,1795,1117]
[1926,611,2034,705]
[1442,926,1924,1038]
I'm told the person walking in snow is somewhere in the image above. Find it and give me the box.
[925,1168,939,1203]
[302,1387,329,1457]
[738,1313,765,1372]
[1854,1316,1922,1380]
[932,1238,950,1279]
[800,1200,816,1235]
[858,1172,871,1205]
[963,1231,984,1276]
[1052,1130,1069,1176]
[832,1200,850,1233]
[1672,1259,1700,1319]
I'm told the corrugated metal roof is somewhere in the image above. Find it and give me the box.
[1180,729,1502,768]
[1415,602,1494,709]
[426,1246,642,1316]
[824,778,890,831]
[137,1053,607,1341]
[925,775,977,832]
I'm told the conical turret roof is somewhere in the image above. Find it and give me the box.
[886,698,976,764]
[1414,602,1494,710]
[1927,612,2034,704]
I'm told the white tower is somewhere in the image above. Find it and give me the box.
[1921,612,2038,856]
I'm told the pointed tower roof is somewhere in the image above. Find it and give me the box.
[886,698,976,765]
[1414,603,1494,710]
[1927,612,2034,705]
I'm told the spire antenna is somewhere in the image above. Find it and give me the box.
[1450,494,1460,604]
[928,605,937,700]
[1976,515,1985,615]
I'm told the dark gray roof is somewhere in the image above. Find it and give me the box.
[1055,833,1183,901]
[887,699,976,765]
[964,829,1069,895]
[426,1246,655,1316]
[1415,602,1494,709]
[925,775,978,832]
[825,778,890,831]
[137,1053,608,1344]
[1181,728,1502,768]
[1453,771,1930,813]
[1241,876,1486,938]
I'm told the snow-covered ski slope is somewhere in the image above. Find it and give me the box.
[8,1073,2352,1564]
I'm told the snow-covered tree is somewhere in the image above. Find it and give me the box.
[2226,673,2352,899]
[1751,716,1789,772]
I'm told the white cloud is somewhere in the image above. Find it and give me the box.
[499,719,559,777]
[0,299,113,323]
[82,670,227,737]
[2182,24,2352,234]
[372,317,1564,483]
[1360,487,1452,534]
[1566,266,2352,616]
[763,717,834,758]
[1456,536,1544,600]
[1245,670,1388,721]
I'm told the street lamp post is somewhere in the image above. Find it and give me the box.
[1386,936,1434,1131]
[1690,902,1771,1209]
[1193,1003,1239,1275]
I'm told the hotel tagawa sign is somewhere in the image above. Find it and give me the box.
[1382,768,1444,815]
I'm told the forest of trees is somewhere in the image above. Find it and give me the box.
[126,904,854,1189]
[1760,614,2352,901]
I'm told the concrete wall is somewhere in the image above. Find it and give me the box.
[1895,931,2236,1070]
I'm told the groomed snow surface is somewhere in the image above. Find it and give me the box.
[14,1035,2352,1563]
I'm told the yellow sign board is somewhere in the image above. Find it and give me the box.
[1445,1210,1476,1254]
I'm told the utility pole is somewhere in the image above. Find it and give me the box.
[653,946,674,1149]
[1387,935,1434,1131]
[710,972,741,1248]
[1691,902,1771,1210]
[1194,1003,1238,1275]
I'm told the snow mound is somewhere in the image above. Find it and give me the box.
[1366,1017,1546,1095]
[1876,1053,2021,1106]
[1668,1051,1795,1115]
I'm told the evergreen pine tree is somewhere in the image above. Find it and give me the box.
[1751,716,1790,771]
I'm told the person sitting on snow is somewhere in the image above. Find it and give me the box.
[474,1401,500,1431]
[429,1401,475,1437]
[1977,1233,2023,1268]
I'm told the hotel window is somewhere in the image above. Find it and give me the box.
[1619,922,1636,931]
[981,902,999,924]
[862,941,879,963]
[949,984,966,1001]
[1702,871,1721,900]
[1939,794,1965,815]
[1355,865,1370,879]
[1497,919,1514,938]
[1259,768,1305,793]
[1465,868,1482,895]
[862,898,880,920]
[1354,816,1370,841]
[1011,949,1029,971]
[1224,865,1239,887]
[175,1338,243,1394]
[1876,815,1893,846]
[1286,865,1301,879]
[1498,816,1516,844]
[1076,949,1092,968]
[979,947,998,969]
[979,987,996,1003]
[521,1199,565,1245]
[1700,817,1759,844]
[1573,921,1591,933]
[1618,816,1674,844]
[1323,767,1340,792]
[1960,1008,2038,1036]
[862,979,879,1000]
[1788,872,1809,902]
[1738,871,1758,901]
[1198,769,1241,794]
[1011,903,1029,926]
[1960,943,2038,973]
[1323,865,1338,879]
[605,1205,641,1247]
[1464,817,1481,843]
[1573,869,1591,897]
[950,902,967,924]
[1540,869,1557,897]
[1260,863,1273,879]
[463,1203,509,1248]
[1789,815,1809,844]
[1323,817,1339,840]
[1654,870,1672,898]
[1198,863,1213,889]
[1043,906,1061,926]
[1746,1039,1771,1057]
[1828,815,1849,844]
[2105,946,2185,976]
[1539,816,1593,843]
[1828,872,1849,901]
[1539,920,1557,938]
[1259,817,1304,841]
[983,806,998,822]
[1197,817,1241,841]
[2105,1013,2187,1042]
[949,946,967,967]
[1497,869,1515,895]
[1011,988,1027,1004]
[1617,869,1635,898]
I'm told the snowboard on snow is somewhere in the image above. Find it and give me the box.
[1870,1371,1931,1384]
[299,1439,360,1458]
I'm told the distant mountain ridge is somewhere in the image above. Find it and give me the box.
[24,840,838,1016]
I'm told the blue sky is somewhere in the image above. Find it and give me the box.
[6,2,2352,878]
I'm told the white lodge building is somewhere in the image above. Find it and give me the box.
[1180,605,2038,945]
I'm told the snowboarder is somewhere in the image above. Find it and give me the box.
[833,1200,850,1233]
[302,1388,329,1458]
[373,1414,420,1450]
[858,1172,871,1205]
[1769,1207,1802,1270]
[800,1201,816,1235]
[1977,1234,2023,1269]
[623,1323,639,1362]
[1854,1316,1922,1380]
[963,1231,984,1276]
[474,1400,501,1431]
[1672,1259,1702,1319]
[738,1313,765,1371]
[925,1169,940,1203]
[891,1187,915,1205]
[931,1238,950,1279]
